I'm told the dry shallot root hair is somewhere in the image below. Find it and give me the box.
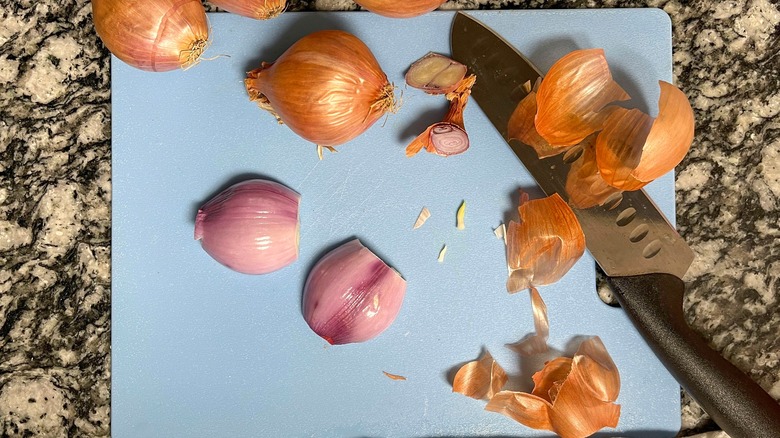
[452,337,621,438]
[405,53,476,157]
[507,49,694,208]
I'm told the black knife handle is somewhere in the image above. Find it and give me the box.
[608,273,780,438]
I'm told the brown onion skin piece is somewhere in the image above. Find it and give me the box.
[92,0,208,72]
[245,30,394,147]
[354,0,446,18]
[209,0,286,20]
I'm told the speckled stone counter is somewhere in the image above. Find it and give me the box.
[0,0,777,436]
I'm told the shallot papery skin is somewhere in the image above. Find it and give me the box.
[209,0,286,20]
[245,30,395,148]
[195,179,300,275]
[506,193,585,293]
[91,0,209,72]
[485,337,621,438]
[303,240,407,345]
[354,0,446,18]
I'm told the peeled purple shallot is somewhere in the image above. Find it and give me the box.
[195,179,300,275]
[303,239,407,345]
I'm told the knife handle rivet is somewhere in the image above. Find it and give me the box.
[616,207,637,227]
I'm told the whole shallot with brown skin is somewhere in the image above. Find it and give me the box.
[353,0,447,18]
[91,0,209,72]
[303,239,406,345]
[209,0,286,20]
[245,30,396,153]
[195,179,300,275]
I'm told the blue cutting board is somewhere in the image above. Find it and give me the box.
[112,10,680,437]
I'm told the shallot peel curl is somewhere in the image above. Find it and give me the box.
[303,240,407,345]
[92,0,209,72]
[595,81,695,191]
[245,30,395,148]
[505,193,586,293]
[354,0,446,18]
[209,0,286,20]
[195,179,300,275]
[535,49,629,147]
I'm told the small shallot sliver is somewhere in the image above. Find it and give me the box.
[413,207,431,229]
[303,239,407,345]
[195,179,300,275]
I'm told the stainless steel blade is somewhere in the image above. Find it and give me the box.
[451,12,694,279]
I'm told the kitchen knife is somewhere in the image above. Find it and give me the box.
[450,11,780,437]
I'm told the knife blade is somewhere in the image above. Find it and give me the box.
[450,11,780,437]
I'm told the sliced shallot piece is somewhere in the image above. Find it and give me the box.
[413,207,431,229]
[494,223,506,242]
[595,81,695,191]
[406,52,468,95]
[195,179,300,275]
[438,245,448,262]
[406,75,476,157]
[535,49,630,147]
[452,351,508,400]
[565,135,623,209]
[505,193,585,293]
[456,200,466,230]
[485,337,621,438]
[303,239,406,345]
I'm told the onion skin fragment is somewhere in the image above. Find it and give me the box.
[535,49,629,147]
[209,0,286,20]
[508,91,570,158]
[195,179,300,275]
[245,30,395,148]
[303,240,406,345]
[92,0,209,72]
[596,81,695,191]
[505,193,585,293]
[353,0,446,18]
[565,135,623,209]
[452,351,508,400]
[485,337,621,438]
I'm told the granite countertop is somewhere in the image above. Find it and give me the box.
[0,0,778,436]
